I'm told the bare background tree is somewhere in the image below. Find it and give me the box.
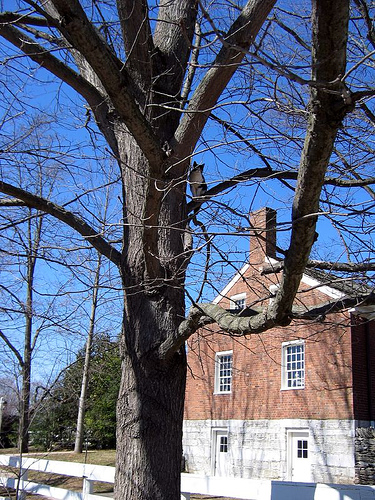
[0,0,374,498]
[73,187,115,454]
[0,129,81,453]
[0,119,121,454]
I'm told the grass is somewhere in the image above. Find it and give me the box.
[0,447,116,466]
[0,449,236,499]
[29,449,116,467]
[0,448,116,496]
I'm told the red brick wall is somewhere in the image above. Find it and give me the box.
[185,311,355,422]
[185,208,374,424]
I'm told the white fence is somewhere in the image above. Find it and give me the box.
[1,455,375,500]
[0,454,114,500]
[181,474,375,500]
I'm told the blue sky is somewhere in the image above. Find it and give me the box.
[0,0,374,385]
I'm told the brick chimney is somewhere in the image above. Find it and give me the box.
[249,207,277,265]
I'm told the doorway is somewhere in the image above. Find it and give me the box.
[212,429,229,476]
[288,430,312,482]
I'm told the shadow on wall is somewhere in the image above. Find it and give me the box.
[184,307,356,482]
[270,481,375,500]
[271,481,316,500]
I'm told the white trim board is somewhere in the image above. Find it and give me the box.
[212,257,345,304]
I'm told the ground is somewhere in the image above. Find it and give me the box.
[0,448,237,499]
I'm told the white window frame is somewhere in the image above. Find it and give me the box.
[230,293,246,310]
[214,350,233,394]
[281,340,305,390]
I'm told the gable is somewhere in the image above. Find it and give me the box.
[212,257,345,307]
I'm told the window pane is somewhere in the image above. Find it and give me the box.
[220,436,228,452]
[231,294,246,310]
[297,439,308,459]
[284,343,305,389]
[216,353,233,393]
[234,298,245,309]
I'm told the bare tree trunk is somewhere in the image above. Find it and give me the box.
[74,254,102,453]
[18,213,42,453]
[113,133,188,499]
[115,294,187,500]
[18,352,31,454]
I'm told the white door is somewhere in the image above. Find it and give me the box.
[213,430,229,476]
[288,431,312,482]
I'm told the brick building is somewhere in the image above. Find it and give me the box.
[183,207,375,484]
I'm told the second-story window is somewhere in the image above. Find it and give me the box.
[282,341,305,389]
[215,351,233,393]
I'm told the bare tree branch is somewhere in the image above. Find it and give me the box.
[0,23,119,154]
[291,294,375,320]
[173,0,277,158]
[0,12,49,26]
[353,0,375,49]
[187,167,375,215]
[0,198,27,207]
[261,259,375,274]
[181,22,202,108]
[48,0,165,169]
[0,328,23,366]
[0,181,121,266]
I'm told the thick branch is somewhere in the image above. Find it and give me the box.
[186,167,375,214]
[49,0,164,169]
[291,295,375,320]
[159,291,375,360]
[0,12,49,26]
[158,303,272,360]
[0,23,119,154]
[116,0,153,86]
[153,0,198,97]
[0,181,121,266]
[262,259,375,274]
[0,197,27,207]
[173,0,277,158]
[269,0,351,323]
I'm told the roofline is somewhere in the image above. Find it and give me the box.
[212,263,250,304]
[300,273,345,299]
[212,257,346,304]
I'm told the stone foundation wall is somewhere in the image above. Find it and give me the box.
[183,418,356,484]
[355,427,375,485]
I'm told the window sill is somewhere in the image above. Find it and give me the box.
[280,386,305,391]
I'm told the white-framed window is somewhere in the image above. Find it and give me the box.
[230,293,246,310]
[281,341,305,389]
[214,351,233,393]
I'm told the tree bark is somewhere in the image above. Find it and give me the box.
[115,312,186,500]
[18,355,31,454]
[112,121,188,499]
